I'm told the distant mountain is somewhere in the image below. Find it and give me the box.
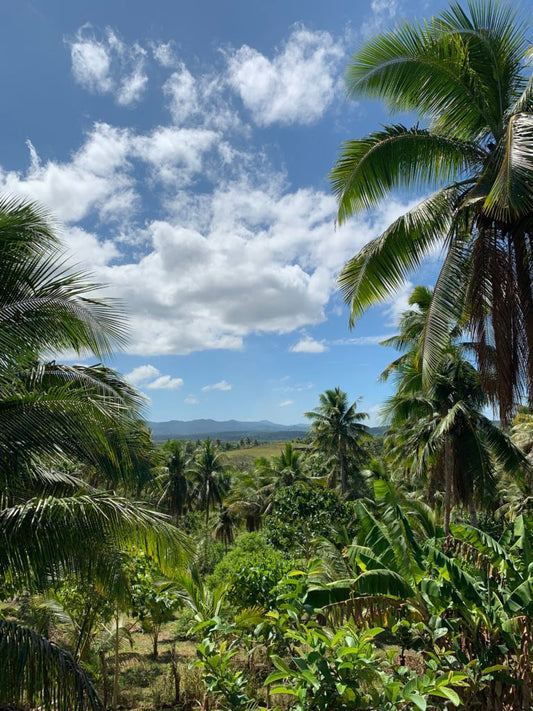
[147,418,309,441]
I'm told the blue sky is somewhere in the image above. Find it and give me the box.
[3,0,527,425]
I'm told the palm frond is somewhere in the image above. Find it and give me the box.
[338,187,459,323]
[0,493,190,587]
[331,125,478,222]
[0,619,102,711]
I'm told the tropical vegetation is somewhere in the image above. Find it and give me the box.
[4,1,533,710]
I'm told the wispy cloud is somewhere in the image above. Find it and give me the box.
[332,334,391,346]
[68,25,148,105]
[279,400,294,407]
[201,380,232,392]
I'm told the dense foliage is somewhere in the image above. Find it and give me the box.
[4,2,533,710]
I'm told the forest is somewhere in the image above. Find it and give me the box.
[3,1,533,709]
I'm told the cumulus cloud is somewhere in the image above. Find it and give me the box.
[201,380,232,392]
[147,375,183,390]
[69,26,148,105]
[290,336,328,353]
[132,126,218,185]
[125,364,183,390]
[185,395,199,405]
[226,26,345,126]
[3,25,420,359]
[125,364,160,385]
[0,124,134,225]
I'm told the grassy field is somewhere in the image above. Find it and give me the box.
[222,440,309,468]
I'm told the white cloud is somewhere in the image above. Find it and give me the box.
[0,123,134,224]
[69,26,148,106]
[163,65,199,124]
[384,281,414,326]
[3,25,421,359]
[125,364,160,385]
[227,26,345,126]
[279,400,294,407]
[124,364,183,390]
[280,382,314,392]
[361,0,402,38]
[185,395,199,405]
[163,67,243,133]
[132,126,218,185]
[290,336,328,353]
[1,115,410,356]
[147,375,183,390]
[332,335,391,346]
[201,380,232,392]
[152,41,179,68]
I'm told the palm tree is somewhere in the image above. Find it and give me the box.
[155,440,190,521]
[305,388,369,495]
[212,506,235,551]
[0,197,189,710]
[331,0,533,423]
[189,438,227,534]
[382,287,526,534]
[272,442,306,487]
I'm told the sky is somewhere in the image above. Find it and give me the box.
[3,0,528,425]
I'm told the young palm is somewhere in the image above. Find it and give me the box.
[305,388,369,494]
[332,0,533,422]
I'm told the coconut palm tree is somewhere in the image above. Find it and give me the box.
[331,0,533,423]
[212,506,236,551]
[382,287,526,533]
[189,438,227,533]
[0,197,189,710]
[154,439,190,521]
[305,388,369,494]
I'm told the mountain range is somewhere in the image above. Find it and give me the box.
[147,419,309,441]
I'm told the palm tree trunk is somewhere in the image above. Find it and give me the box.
[112,608,120,709]
[339,444,347,495]
[512,232,533,410]
[468,497,478,528]
[444,437,452,536]
[100,650,109,710]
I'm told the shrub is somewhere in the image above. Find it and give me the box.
[208,533,292,609]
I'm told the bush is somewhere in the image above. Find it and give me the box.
[208,532,292,609]
[263,483,355,553]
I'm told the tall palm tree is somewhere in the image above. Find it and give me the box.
[331,0,533,423]
[189,438,227,533]
[382,287,526,533]
[0,197,189,710]
[155,440,190,521]
[305,388,369,495]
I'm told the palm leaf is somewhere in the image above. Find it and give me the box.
[0,493,190,587]
[0,619,102,711]
[338,187,459,323]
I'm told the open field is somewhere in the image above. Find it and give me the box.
[222,440,309,468]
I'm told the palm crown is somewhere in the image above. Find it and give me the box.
[332,0,533,422]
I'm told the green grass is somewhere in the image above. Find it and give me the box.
[222,441,304,468]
